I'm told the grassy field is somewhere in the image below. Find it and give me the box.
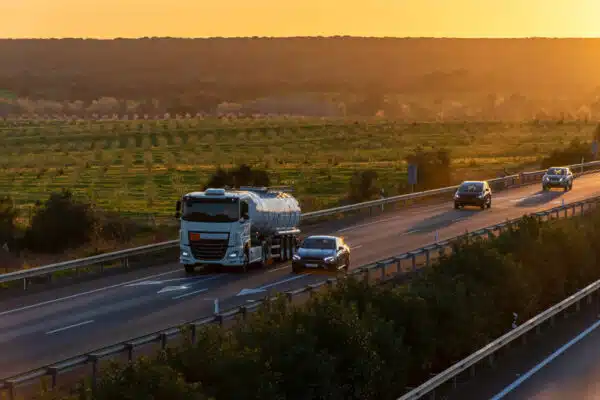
[1,117,595,225]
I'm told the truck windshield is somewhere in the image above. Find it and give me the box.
[301,238,336,250]
[182,198,239,222]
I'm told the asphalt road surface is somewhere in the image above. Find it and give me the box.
[1,174,600,379]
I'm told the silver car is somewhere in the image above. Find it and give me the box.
[542,167,573,192]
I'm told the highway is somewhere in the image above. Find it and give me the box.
[1,174,600,379]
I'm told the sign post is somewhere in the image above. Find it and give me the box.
[407,164,418,193]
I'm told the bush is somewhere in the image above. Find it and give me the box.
[53,206,600,400]
[0,195,17,247]
[347,169,379,202]
[540,137,592,169]
[25,190,97,253]
[404,147,452,191]
[204,164,270,189]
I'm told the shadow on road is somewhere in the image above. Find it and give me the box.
[515,190,564,208]
[408,208,480,233]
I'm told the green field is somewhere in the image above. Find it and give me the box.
[1,118,594,224]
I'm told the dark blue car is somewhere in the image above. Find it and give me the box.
[292,235,350,274]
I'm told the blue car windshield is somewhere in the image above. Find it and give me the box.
[301,238,336,250]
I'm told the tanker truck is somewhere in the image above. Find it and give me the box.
[175,186,301,273]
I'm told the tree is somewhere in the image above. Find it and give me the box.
[25,190,97,253]
[204,164,270,189]
[0,195,17,247]
[405,147,452,191]
[348,169,379,202]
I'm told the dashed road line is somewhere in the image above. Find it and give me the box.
[46,320,95,335]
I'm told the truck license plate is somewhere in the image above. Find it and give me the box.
[305,263,318,268]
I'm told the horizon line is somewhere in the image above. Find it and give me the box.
[2,35,600,40]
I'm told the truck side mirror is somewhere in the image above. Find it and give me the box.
[175,211,181,219]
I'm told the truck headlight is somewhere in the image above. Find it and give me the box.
[324,256,336,263]
[181,251,189,257]
[229,252,238,258]
[292,254,301,261]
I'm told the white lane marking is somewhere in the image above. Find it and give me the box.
[491,318,600,399]
[237,273,310,295]
[401,229,419,236]
[172,288,208,300]
[45,319,95,335]
[125,277,197,287]
[258,274,308,290]
[269,264,291,272]
[452,217,466,222]
[0,269,180,317]
[350,245,363,250]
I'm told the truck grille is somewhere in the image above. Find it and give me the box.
[190,239,228,260]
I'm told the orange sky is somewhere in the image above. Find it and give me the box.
[1,0,599,39]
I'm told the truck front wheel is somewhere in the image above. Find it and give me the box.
[241,251,249,273]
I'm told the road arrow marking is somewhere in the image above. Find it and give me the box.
[157,285,189,294]
[236,288,267,296]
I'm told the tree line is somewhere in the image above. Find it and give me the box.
[33,194,600,400]
[2,38,600,118]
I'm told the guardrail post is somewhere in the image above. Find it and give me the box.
[122,257,129,268]
[23,278,28,290]
[47,367,58,389]
[189,324,197,344]
[88,354,99,394]
[411,254,417,272]
[488,353,495,368]
[160,333,168,349]
[6,381,15,400]
[125,343,134,361]
[363,268,370,283]
[425,249,431,267]
[581,203,585,214]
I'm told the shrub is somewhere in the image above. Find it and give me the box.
[25,189,97,253]
[204,164,270,189]
[540,137,592,169]
[404,147,452,191]
[0,195,17,247]
[347,169,379,202]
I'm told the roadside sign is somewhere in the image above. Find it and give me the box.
[407,164,418,186]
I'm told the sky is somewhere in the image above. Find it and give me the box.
[1,0,599,39]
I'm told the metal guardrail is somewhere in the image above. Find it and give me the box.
[2,195,599,399]
[3,160,600,290]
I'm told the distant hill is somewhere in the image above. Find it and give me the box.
[2,37,600,118]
